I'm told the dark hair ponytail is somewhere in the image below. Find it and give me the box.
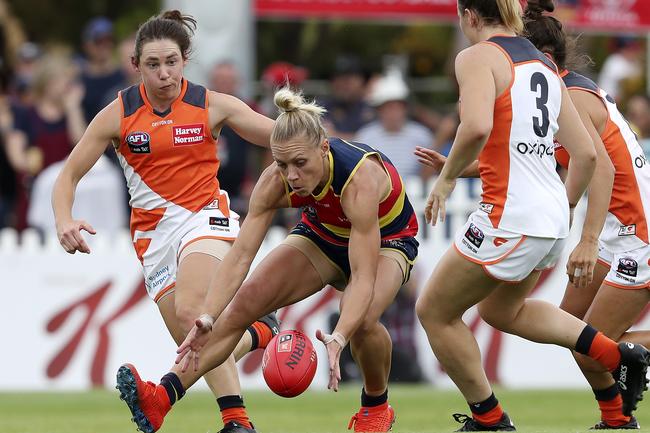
[134,10,197,65]
[523,0,590,71]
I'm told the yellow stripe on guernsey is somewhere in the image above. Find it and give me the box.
[313,151,335,201]
[321,181,406,237]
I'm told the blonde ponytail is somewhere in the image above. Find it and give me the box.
[271,87,327,146]
[496,0,524,34]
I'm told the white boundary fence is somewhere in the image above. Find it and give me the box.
[2,178,648,391]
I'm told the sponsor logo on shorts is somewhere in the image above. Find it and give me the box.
[172,123,204,146]
[618,224,637,237]
[479,202,494,214]
[147,265,171,290]
[464,223,484,249]
[493,237,508,247]
[278,334,293,353]
[617,257,638,278]
[126,131,151,153]
[209,217,229,227]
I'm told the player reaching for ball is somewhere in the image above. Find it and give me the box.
[115,86,419,433]
[52,10,279,433]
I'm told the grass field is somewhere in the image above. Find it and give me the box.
[1,385,649,433]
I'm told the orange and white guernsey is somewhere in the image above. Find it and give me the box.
[473,36,569,238]
[117,79,220,214]
[555,71,650,252]
[115,79,239,301]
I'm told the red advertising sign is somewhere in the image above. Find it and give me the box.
[255,0,650,32]
[255,0,458,21]
[557,0,650,32]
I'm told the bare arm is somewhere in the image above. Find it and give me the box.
[414,147,479,178]
[425,47,495,224]
[175,165,288,369]
[209,92,274,148]
[565,90,614,287]
[201,165,287,319]
[315,159,383,390]
[555,84,597,208]
[438,48,494,182]
[335,160,385,342]
[52,99,120,253]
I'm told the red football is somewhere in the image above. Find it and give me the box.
[262,329,318,397]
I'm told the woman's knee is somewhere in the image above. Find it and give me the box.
[477,302,510,330]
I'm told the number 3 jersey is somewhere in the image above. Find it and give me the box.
[473,36,568,238]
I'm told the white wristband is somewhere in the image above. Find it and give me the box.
[198,313,215,330]
[324,332,347,348]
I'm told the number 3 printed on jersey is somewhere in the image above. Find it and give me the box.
[530,72,550,137]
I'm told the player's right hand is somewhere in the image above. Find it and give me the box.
[56,219,96,254]
[414,146,446,173]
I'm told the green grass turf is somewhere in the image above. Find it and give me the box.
[1,385,649,433]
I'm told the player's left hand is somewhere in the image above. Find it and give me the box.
[566,239,598,288]
[315,329,345,392]
[175,314,214,372]
[425,177,456,226]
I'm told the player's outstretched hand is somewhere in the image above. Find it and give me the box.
[315,329,345,392]
[56,219,96,254]
[414,146,446,173]
[175,315,213,372]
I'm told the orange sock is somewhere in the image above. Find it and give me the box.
[588,332,621,372]
[249,321,274,350]
[473,405,504,426]
[469,393,504,426]
[594,385,630,427]
[598,395,630,427]
[221,407,252,429]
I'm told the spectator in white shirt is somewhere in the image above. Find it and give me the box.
[355,69,433,179]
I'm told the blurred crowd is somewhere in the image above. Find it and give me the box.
[2,9,649,238]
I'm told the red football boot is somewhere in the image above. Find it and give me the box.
[348,403,396,432]
[116,364,171,433]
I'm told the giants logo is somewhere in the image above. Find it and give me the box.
[464,223,485,248]
[617,257,638,277]
[618,224,636,237]
[126,131,151,153]
[173,124,204,146]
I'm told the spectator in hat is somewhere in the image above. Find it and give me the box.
[354,69,433,180]
[79,17,125,123]
[320,55,375,140]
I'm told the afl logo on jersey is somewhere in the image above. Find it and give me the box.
[126,132,151,154]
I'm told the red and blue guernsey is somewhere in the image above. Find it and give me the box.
[284,138,418,246]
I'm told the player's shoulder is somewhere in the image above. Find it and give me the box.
[252,163,289,209]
